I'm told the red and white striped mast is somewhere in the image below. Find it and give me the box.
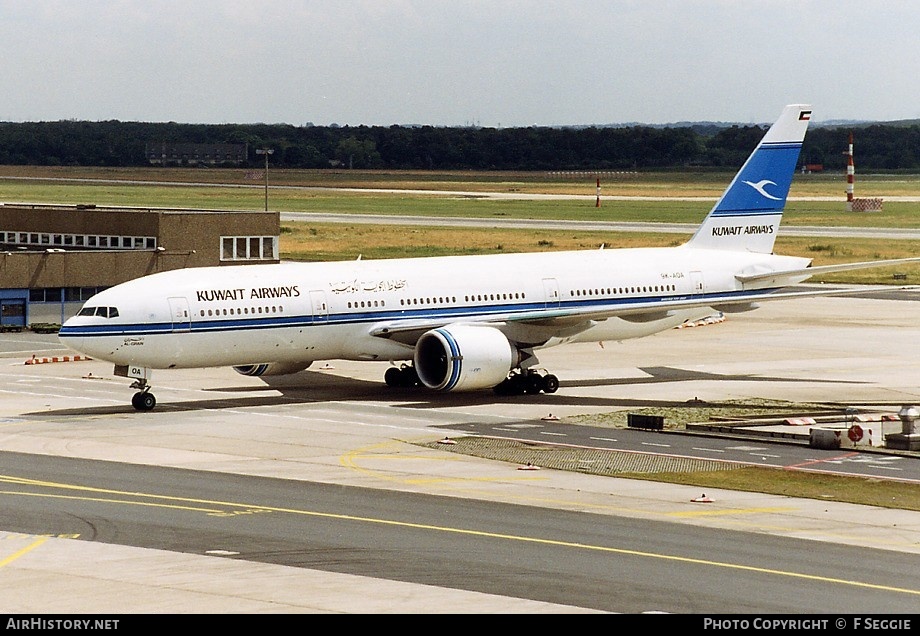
[845,131,855,211]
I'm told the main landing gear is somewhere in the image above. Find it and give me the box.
[493,369,559,396]
[130,379,156,411]
[383,364,559,396]
[384,364,421,388]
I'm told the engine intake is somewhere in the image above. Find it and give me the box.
[414,325,515,391]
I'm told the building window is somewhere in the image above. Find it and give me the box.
[0,230,155,251]
[220,235,278,261]
[29,289,60,302]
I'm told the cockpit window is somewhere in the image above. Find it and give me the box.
[78,306,119,318]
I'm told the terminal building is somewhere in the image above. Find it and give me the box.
[144,142,248,167]
[0,203,279,329]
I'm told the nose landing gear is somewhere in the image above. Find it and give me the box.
[131,388,156,411]
[129,378,156,411]
[115,365,157,411]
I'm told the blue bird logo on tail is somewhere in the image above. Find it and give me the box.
[742,179,782,201]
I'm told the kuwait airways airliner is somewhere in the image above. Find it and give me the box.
[59,104,919,410]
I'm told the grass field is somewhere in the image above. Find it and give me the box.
[2,165,919,283]
[278,223,920,284]
[4,170,912,317]
[428,436,920,512]
[430,398,920,512]
[3,165,919,220]
[3,165,920,224]
[5,163,920,196]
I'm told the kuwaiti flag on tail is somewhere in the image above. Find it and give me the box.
[799,109,812,120]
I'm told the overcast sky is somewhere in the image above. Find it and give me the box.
[1,1,917,127]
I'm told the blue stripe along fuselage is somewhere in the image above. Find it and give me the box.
[57,287,784,340]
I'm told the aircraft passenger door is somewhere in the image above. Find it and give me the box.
[168,297,191,332]
[542,278,560,309]
[689,271,705,295]
[310,290,329,323]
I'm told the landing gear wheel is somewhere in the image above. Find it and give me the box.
[384,367,402,387]
[385,365,420,388]
[525,373,544,394]
[494,371,560,396]
[493,373,528,396]
[509,373,528,395]
[493,379,512,396]
[132,391,156,411]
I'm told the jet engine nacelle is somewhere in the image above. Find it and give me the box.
[233,362,312,376]
[414,325,516,391]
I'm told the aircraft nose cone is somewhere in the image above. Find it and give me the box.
[58,335,84,354]
[58,324,85,356]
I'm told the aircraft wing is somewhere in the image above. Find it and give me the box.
[369,280,918,348]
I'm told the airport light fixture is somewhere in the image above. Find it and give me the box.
[255,148,274,211]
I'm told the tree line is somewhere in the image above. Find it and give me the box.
[1,119,918,171]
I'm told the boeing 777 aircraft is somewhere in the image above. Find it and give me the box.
[59,104,919,410]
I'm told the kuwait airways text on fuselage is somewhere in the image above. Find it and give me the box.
[196,286,301,303]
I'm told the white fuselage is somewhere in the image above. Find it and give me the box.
[59,245,808,370]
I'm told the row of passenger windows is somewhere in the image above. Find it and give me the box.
[195,284,679,318]
[465,292,525,302]
[351,292,525,309]
[402,296,457,306]
[2,231,155,249]
[571,284,676,296]
[200,306,284,317]
[398,293,524,306]
[346,285,672,310]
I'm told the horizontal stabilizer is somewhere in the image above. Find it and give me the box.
[736,257,920,284]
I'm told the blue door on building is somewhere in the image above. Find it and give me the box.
[1,300,26,328]
[0,290,28,328]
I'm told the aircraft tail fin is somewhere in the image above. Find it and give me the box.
[685,104,811,253]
